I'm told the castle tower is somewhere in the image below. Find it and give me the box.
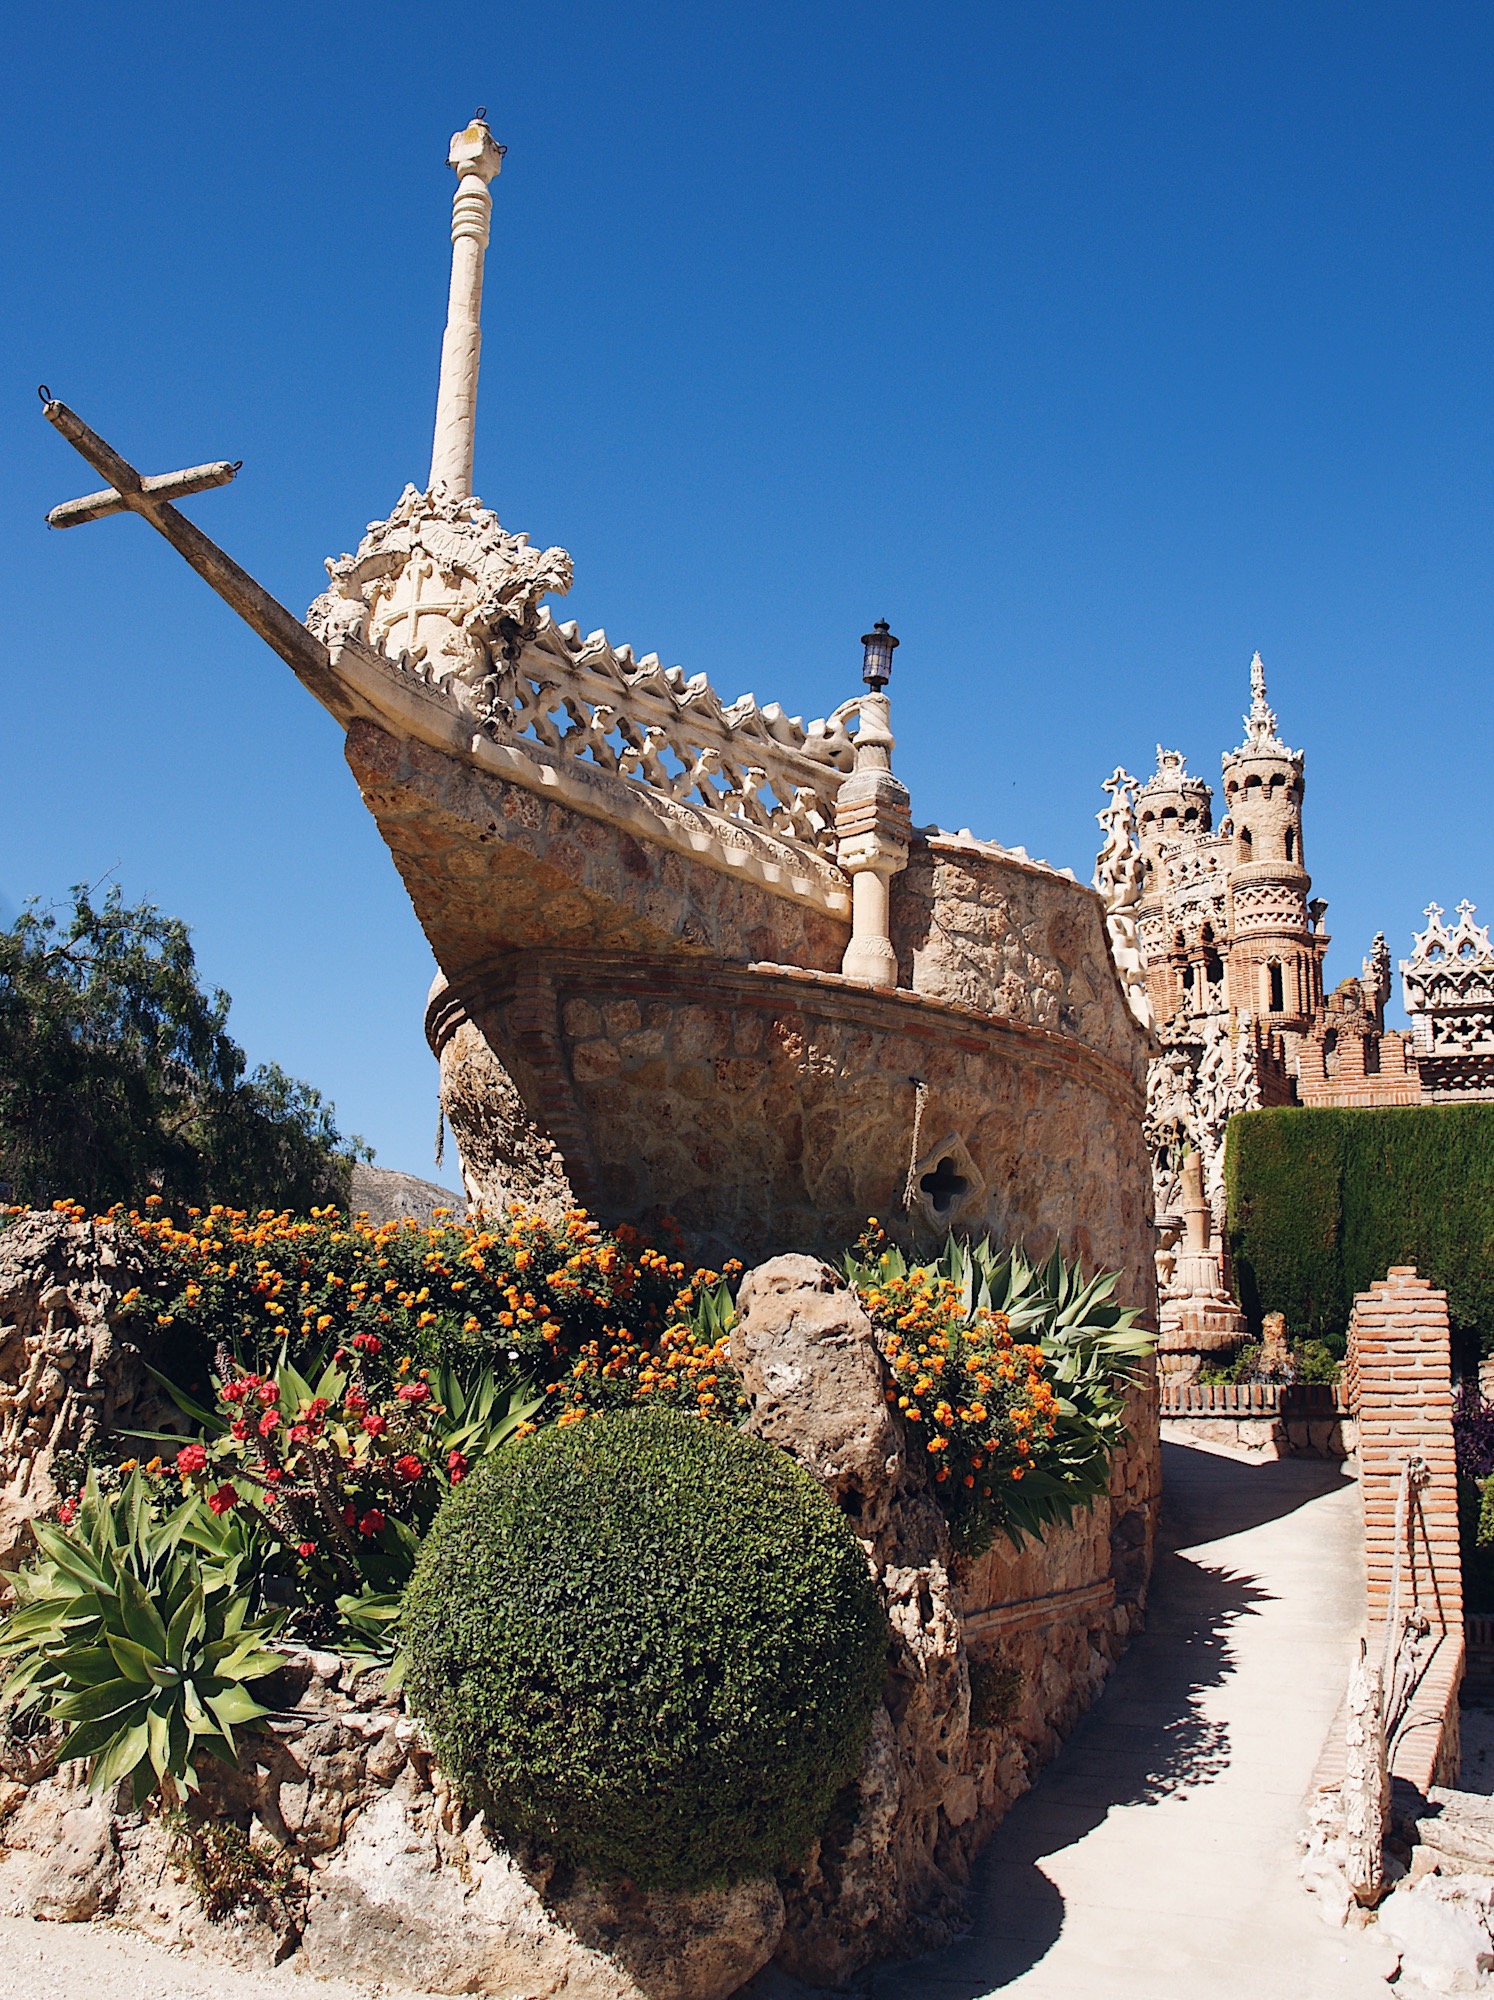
[1134,747,1213,880]
[1133,749,1225,1027]
[1219,653,1326,1032]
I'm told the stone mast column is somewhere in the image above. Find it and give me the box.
[429,116,506,500]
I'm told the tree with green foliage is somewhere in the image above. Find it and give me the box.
[0,883,365,1213]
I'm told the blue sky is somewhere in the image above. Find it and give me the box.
[3,2,1491,1177]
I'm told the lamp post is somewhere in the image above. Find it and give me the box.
[860,618,898,690]
[835,622,911,990]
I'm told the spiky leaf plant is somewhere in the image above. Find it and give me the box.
[844,1232,1153,1550]
[0,1471,282,1806]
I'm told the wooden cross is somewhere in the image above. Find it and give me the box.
[39,390,349,719]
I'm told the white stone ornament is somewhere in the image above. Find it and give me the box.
[1093,766,1155,1030]
[309,484,573,695]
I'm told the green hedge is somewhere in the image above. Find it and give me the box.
[402,1410,886,1890]
[1225,1104,1494,1353]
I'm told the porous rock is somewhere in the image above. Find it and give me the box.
[1378,1874,1494,1994]
[303,1791,783,2000]
[732,1254,970,1983]
[0,1211,171,1566]
[731,1255,902,1541]
[0,1764,119,1922]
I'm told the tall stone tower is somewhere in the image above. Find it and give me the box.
[1133,750,1230,1030]
[1218,653,1326,1033]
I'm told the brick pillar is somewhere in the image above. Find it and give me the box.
[1344,1266,1463,1790]
[1347,1267,1461,1633]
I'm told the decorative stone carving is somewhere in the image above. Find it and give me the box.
[309,483,573,694]
[1156,1149,1245,1380]
[908,1133,986,1233]
[1092,768,1155,1031]
[429,117,506,501]
[1403,902,1494,1057]
[834,689,911,988]
[1239,647,1300,762]
[0,1212,175,1566]
[315,522,869,877]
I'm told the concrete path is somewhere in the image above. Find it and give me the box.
[870,1441,1395,2000]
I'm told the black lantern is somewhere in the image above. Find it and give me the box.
[860,619,899,692]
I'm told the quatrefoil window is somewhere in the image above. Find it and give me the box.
[910,1133,986,1231]
[920,1156,969,1215]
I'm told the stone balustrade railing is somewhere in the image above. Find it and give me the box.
[1158,1381,1344,1417]
[309,486,862,873]
[493,611,856,858]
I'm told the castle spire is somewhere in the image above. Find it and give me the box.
[429,114,505,500]
[1244,650,1277,748]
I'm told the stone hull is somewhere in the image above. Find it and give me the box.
[346,716,1156,1299]
[429,955,1154,1293]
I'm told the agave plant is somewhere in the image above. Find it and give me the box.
[428,1364,543,1466]
[0,1471,282,1806]
[844,1232,1154,1547]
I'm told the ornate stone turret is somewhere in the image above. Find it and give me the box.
[1219,653,1325,1032]
[1402,902,1494,1099]
[1134,747,1229,1028]
[1135,747,1212,882]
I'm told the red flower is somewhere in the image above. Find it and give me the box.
[220,1380,250,1405]
[257,1381,280,1405]
[258,1410,281,1437]
[393,1454,424,1484]
[358,1508,387,1536]
[396,1382,430,1405]
[207,1483,239,1516]
[341,1505,356,1527]
[288,1423,312,1444]
[351,1333,382,1355]
[344,1387,368,1415]
[447,1449,469,1484]
[57,1497,77,1526]
[361,1413,388,1437]
[306,1398,329,1420]
[175,1443,209,1477]
[263,1466,283,1484]
[230,1418,251,1442]
[297,1541,317,1559]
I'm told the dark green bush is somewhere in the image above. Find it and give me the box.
[402,1410,886,1890]
[1226,1105,1494,1355]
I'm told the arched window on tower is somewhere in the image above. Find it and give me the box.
[1268,962,1285,1014]
[1285,826,1296,861]
[1239,825,1253,859]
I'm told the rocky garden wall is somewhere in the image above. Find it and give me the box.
[0,1217,1159,1997]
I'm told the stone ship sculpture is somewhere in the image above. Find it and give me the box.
[39,115,1155,1310]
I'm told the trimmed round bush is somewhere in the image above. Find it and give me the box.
[403,1409,886,1890]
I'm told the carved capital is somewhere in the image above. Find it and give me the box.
[448,120,505,185]
[834,768,911,880]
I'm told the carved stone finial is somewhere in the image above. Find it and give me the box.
[1233,649,1299,762]
[448,116,505,186]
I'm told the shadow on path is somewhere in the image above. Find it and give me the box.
[861,1444,1357,1997]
